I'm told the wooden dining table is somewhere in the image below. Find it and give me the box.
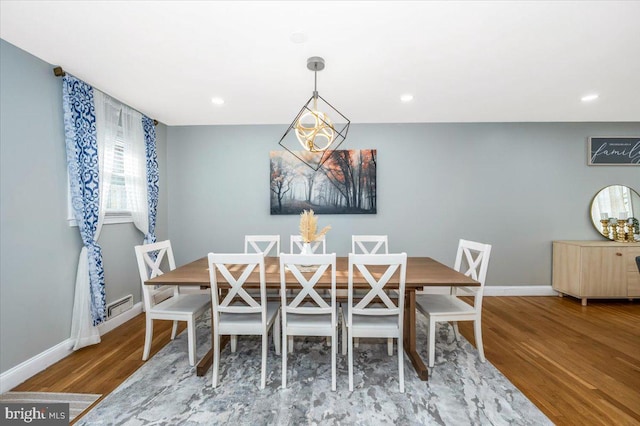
[145,256,479,381]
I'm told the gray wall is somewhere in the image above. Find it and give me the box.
[166,123,639,286]
[0,39,168,374]
[1,35,638,377]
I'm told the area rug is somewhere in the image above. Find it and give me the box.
[77,316,551,425]
[0,392,101,422]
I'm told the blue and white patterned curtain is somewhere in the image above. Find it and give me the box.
[63,75,106,350]
[64,75,159,350]
[142,116,158,245]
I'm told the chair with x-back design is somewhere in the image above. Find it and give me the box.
[352,235,389,255]
[245,235,280,257]
[341,252,407,392]
[416,239,492,368]
[280,253,337,390]
[350,235,393,354]
[135,240,211,366]
[233,235,281,351]
[208,252,281,389]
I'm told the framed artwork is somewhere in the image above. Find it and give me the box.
[270,149,377,215]
[588,137,640,165]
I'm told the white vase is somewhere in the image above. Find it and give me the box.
[301,242,313,255]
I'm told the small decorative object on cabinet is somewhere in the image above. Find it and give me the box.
[552,241,640,306]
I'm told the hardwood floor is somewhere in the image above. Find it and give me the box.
[458,296,640,426]
[11,296,640,425]
[11,315,183,424]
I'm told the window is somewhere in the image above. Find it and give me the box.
[67,118,135,226]
[104,131,129,215]
[66,91,150,228]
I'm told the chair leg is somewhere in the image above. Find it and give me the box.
[261,332,268,389]
[187,318,197,366]
[397,336,404,393]
[230,335,237,353]
[331,328,337,391]
[354,337,359,348]
[341,316,347,356]
[171,320,178,340]
[273,311,281,355]
[387,338,393,356]
[348,328,354,391]
[282,324,287,389]
[288,336,294,353]
[428,319,436,368]
[142,317,153,361]
[474,318,486,363]
[212,332,220,387]
[452,321,460,341]
[326,336,331,346]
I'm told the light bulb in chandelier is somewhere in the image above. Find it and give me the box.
[295,108,336,152]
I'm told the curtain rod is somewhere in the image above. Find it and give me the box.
[53,66,158,126]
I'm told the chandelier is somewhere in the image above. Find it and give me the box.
[278,57,350,171]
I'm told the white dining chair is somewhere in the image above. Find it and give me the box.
[342,252,407,392]
[290,235,326,254]
[235,235,281,351]
[245,235,280,257]
[134,240,211,366]
[415,239,492,367]
[288,235,329,350]
[350,234,392,353]
[352,235,389,255]
[280,253,337,390]
[208,252,281,389]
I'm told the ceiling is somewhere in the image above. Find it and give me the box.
[1,1,639,126]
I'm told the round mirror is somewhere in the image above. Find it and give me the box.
[590,185,640,241]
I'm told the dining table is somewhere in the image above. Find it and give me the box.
[145,255,479,381]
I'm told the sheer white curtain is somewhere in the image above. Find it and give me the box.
[68,89,149,350]
[69,90,117,349]
[121,106,149,235]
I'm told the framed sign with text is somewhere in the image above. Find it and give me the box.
[588,137,640,165]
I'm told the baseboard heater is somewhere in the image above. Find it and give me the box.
[107,294,134,319]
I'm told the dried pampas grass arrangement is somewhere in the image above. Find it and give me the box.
[299,209,331,243]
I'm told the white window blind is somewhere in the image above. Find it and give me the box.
[67,122,137,225]
[105,134,128,213]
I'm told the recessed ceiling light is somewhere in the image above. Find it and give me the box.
[581,93,599,102]
[400,94,414,102]
[290,32,307,44]
[211,97,224,105]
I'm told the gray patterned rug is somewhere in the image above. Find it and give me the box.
[77,315,551,425]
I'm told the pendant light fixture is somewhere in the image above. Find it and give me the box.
[278,56,350,171]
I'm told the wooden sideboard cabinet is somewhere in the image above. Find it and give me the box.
[552,241,640,306]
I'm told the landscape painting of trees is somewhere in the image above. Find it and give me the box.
[270,149,377,215]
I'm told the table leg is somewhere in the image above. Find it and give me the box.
[404,289,429,380]
[196,336,229,377]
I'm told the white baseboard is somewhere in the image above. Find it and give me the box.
[0,338,75,394]
[484,285,557,296]
[0,302,143,394]
[418,285,557,297]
